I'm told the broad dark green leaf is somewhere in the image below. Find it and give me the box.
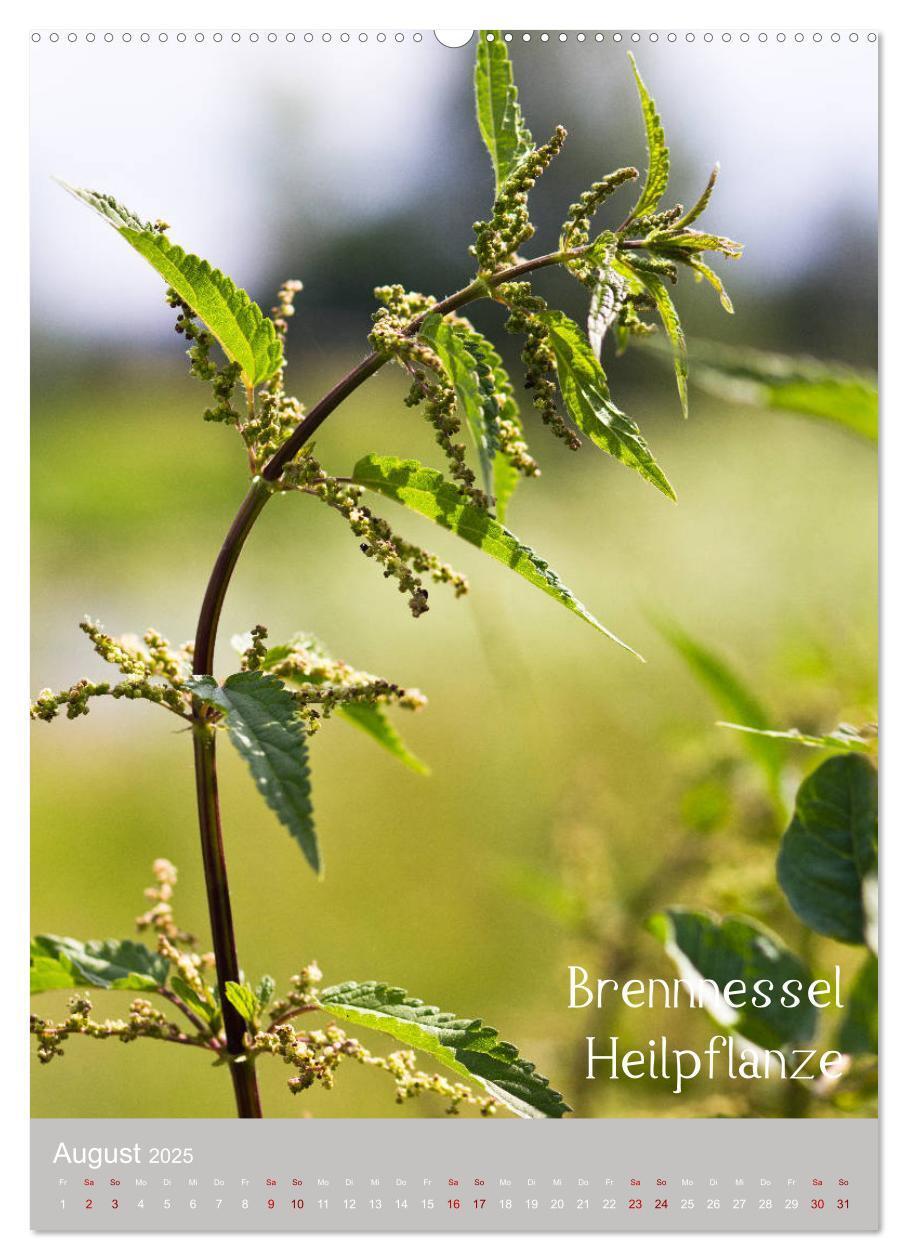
[340,704,429,776]
[678,340,878,441]
[187,672,319,874]
[657,620,784,803]
[838,954,878,1055]
[648,909,816,1049]
[31,935,169,994]
[61,183,282,388]
[539,311,676,499]
[475,31,534,197]
[777,754,878,945]
[320,980,569,1118]
[626,54,670,220]
[351,454,641,657]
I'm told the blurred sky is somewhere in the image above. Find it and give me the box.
[30,31,877,346]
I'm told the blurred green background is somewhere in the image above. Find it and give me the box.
[30,32,876,1120]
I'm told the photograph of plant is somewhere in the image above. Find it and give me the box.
[30,30,877,1121]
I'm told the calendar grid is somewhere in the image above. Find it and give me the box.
[31,1118,878,1232]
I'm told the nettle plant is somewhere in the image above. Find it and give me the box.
[649,630,878,1108]
[30,32,740,1119]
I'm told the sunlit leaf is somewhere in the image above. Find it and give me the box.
[626,54,670,220]
[540,311,676,499]
[351,454,641,657]
[320,980,569,1118]
[60,183,282,387]
[475,31,534,197]
[187,672,319,874]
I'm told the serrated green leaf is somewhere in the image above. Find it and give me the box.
[717,722,875,753]
[225,981,260,1025]
[340,703,429,776]
[57,182,153,232]
[677,340,878,441]
[648,909,816,1049]
[538,311,676,499]
[656,231,743,258]
[62,184,282,388]
[679,256,734,314]
[475,31,534,198]
[320,980,569,1118]
[838,954,878,1055]
[187,672,319,874]
[420,314,495,498]
[587,267,627,360]
[351,454,641,658]
[627,54,670,220]
[777,754,878,945]
[171,975,220,1029]
[657,620,784,803]
[31,935,169,993]
[421,317,526,521]
[637,273,688,417]
[673,164,719,229]
[472,330,527,522]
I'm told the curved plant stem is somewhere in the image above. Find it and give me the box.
[189,242,638,1118]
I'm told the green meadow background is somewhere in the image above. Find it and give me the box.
[31,33,876,1119]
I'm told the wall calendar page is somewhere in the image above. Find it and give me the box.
[29,23,879,1237]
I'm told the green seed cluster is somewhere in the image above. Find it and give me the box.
[560,167,639,282]
[282,450,469,618]
[251,1022,495,1114]
[253,1022,365,1094]
[31,620,192,722]
[135,858,196,946]
[271,278,303,343]
[372,284,436,325]
[238,627,427,732]
[166,289,243,426]
[81,618,191,683]
[31,994,189,1064]
[267,961,324,1024]
[376,1047,497,1115]
[614,291,659,348]
[402,348,490,510]
[472,127,568,273]
[30,676,188,722]
[370,304,488,510]
[239,624,269,673]
[629,203,685,234]
[499,283,580,451]
[448,317,540,482]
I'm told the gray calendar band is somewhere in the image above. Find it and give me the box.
[31,1117,878,1232]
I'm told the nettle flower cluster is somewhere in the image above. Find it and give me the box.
[31,33,740,1119]
[31,863,497,1116]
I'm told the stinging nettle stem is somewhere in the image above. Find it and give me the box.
[189,242,630,1118]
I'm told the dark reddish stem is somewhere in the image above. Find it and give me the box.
[189,240,641,1119]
